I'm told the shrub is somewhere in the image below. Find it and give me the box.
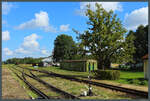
[129,79,140,85]
[119,65,131,71]
[94,70,120,80]
[139,80,148,85]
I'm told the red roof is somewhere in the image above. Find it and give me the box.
[142,54,148,60]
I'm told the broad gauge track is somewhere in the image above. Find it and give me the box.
[11,66,80,99]
[9,68,51,99]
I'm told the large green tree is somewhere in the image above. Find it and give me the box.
[53,34,77,62]
[74,3,135,70]
[130,25,148,63]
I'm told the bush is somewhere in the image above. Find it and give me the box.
[94,70,120,80]
[129,79,139,84]
[119,65,131,71]
[139,80,148,85]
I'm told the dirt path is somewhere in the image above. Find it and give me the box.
[2,67,30,99]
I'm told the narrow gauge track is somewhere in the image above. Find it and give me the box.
[12,66,80,99]
[9,68,51,99]
[17,66,148,98]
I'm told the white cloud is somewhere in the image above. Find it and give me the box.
[15,11,57,33]
[44,26,57,33]
[124,7,148,30]
[22,33,40,49]
[41,49,49,55]
[2,31,10,41]
[77,2,122,16]
[15,48,30,54]
[2,2,13,15]
[60,24,70,32]
[14,33,40,55]
[3,48,13,56]
[3,33,52,60]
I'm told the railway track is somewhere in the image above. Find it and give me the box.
[17,66,148,98]
[9,68,51,99]
[11,66,80,99]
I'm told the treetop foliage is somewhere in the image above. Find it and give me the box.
[73,3,135,69]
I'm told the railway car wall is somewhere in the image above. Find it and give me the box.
[60,59,97,72]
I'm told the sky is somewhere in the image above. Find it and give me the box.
[2,2,148,61]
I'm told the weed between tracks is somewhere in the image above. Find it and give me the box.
[39,74,141,99]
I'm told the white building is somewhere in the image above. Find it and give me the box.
[42,56,53,67]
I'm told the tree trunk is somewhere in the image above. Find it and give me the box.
[97,60,105,70]
[104,59,111,69]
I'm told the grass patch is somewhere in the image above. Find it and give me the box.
[2,64,14,68]
[26,65,91,78]
[114,71,148,86]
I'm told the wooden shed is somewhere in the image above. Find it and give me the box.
[142,54,148,79]
[60,59,97,72]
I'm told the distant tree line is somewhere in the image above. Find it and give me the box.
[3,57,43,64]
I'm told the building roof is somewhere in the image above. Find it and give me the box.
[142,54,148,60]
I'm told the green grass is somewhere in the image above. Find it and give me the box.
[28,65,91,78]
[120,71,144,79]
[114,71,148,86]
[2,64,14,68]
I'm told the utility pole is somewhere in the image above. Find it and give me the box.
[88,63,93,96]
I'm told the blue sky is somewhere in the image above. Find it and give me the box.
[2,2,148,61]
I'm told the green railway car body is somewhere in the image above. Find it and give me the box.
[60,59,97,72]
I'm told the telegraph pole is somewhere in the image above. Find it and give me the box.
[88,63,93,96]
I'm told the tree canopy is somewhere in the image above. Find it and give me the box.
[53,34,77,62]
[73,3,135,69]
[129,25,148,63]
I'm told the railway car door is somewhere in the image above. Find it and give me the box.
[93,63,94,71]
[88,63,91,72]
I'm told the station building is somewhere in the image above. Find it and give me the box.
[60,59,97,72]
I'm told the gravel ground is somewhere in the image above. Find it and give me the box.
[2,67,30,99]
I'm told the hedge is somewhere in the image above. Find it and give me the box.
[94,70,120,80]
